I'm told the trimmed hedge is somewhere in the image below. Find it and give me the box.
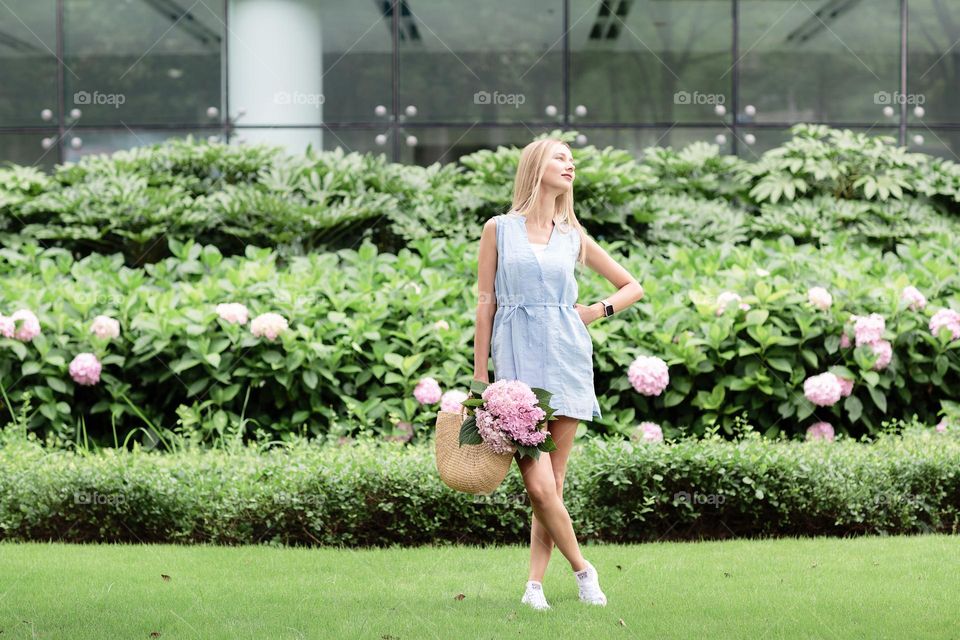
[1,422,957,546]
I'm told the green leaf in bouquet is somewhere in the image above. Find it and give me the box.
[459,415,483,446]
[531,386,554,406]
[540,433,557,453]
[515,444,541,460]
[469,379,489,395]
[461,398,484,408]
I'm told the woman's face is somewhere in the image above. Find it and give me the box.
[541,144,575,192]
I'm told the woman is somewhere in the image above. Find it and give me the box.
[473,138,645,610]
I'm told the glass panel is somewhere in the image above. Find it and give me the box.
[227,0,392,126]
[398,0,563,123]
[908,0,960,125]
[62,129,220,163]
[63,0,224,126]
[395,126,556,165]
[570,0,733,124]
[0,132,61,171]
[230,128,391,158]
[907,128,960,161]
[576,127,733,158]
[738,0,900,124]
[0,0,57,127]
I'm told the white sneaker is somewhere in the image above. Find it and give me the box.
[574,561,607,606]
[520,580,551,610]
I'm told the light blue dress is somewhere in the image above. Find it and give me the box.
[490,210,602,421]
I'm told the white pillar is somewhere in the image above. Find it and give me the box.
[227,0,323,154]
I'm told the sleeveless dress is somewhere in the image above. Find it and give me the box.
[490,211,602,421]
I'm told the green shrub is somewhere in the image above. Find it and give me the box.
[6,125,960,263]
[0,422,957,546]
[3,125,960,446]
[1,226,959,445]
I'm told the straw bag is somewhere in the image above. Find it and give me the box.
[434,404,515,495]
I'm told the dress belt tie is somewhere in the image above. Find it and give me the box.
[495,301,575,380]
[497,301,574,307]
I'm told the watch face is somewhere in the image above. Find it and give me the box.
[604,303,614,316]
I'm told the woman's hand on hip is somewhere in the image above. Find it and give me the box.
[574,302,602,326]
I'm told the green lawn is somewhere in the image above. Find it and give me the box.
[0,534,957,639]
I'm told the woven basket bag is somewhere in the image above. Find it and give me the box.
[434,405,515,495]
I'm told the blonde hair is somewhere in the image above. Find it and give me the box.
[508,138,588,265]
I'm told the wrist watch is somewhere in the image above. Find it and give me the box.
[599,299,614,318]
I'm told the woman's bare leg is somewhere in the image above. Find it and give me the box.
[528,416,579,582]
[516,418,587,574]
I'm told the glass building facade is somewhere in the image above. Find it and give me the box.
[1,0,959,171]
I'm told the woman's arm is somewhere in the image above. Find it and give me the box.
[473,218,498,382]
[575,232,644,326]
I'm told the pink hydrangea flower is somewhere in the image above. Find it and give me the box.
[901,286,927,311]
[250,312,288,341]
[628,355,670,396]
[870,339,893,371]
[851,313,885,347]
[0,315,13,339]
[929,309,960,341]
[632,421,663,444]
[840,331,851,349]
[739,303,751,311]
[475,408,518,455]
[935,420,948,434]
[413,377,442,404]
[803,372,842,407]
[716,291,742,316]
[837,376,854,398]
[69,352,102,386]
[440,389,468,413]
[479,380,547,448]
[806,421,835,442]
[89,315,120,339]
[216,302,249,325]
[9,309,41,342]
[808,287,832,310]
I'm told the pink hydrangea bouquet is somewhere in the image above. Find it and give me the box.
[458,380,558,461]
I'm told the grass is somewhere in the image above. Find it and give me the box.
[0,534,957,639]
